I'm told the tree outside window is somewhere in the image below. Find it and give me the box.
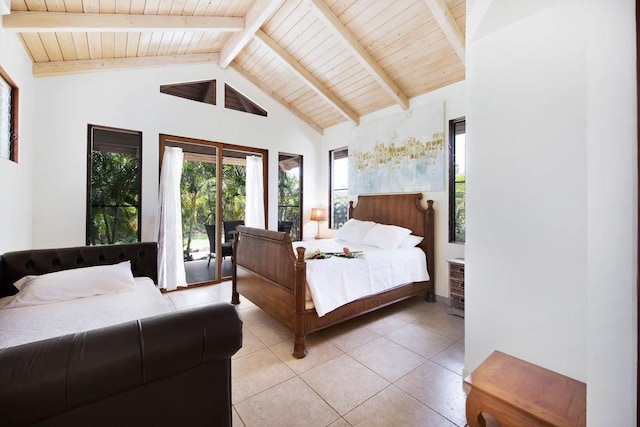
[449,118,466,243]
[87,126,141,245]
[330,147,348,229]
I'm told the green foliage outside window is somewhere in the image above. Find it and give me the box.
[180,161,246,256]
[90,151,139,245]
[332,190,349,229]
[278,167,301,240]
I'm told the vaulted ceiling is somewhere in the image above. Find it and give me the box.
[5,0,466,134]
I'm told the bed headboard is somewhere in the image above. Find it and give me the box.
[349,193,435,284]
[0,242,158,297]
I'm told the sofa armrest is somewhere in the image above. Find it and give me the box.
[0,303,242,426]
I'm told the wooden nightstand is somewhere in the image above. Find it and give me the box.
[447,258,465,317]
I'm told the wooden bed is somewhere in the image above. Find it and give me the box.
[231,193,435,358]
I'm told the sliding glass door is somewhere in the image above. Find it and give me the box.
[160,135,267,286]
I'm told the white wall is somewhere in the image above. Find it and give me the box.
[466,0,636,424]
[30,63,322,248]
[322,81,466,298]
[0,27,36,253]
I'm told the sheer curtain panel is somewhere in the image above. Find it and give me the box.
[245,155,265,228]
[158,146,187,291]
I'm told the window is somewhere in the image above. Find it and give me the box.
[449,118,466,243]
[278,153,303,241]
[0,66,18,162]
[87,125,142,245]
[330,147,348,229]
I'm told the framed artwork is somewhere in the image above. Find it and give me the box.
[349,102,445,194]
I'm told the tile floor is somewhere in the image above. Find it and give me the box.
[163,281,468,427]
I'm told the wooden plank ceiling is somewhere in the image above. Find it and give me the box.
[5,0,466,134]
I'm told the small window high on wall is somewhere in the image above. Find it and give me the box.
[87,125,142,245]
[330,147,348,229]
[449,118,466,243]
[0,66,18,162]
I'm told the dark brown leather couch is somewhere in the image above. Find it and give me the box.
[0,243,243,426]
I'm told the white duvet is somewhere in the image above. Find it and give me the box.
[293,239,429,317]
[0,277,172,349]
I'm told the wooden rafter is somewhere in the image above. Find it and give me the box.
[33,53,220,78]
[219,0,284,69]
[306,0,409,110]
[254,30,358,126]
[230,63,324,135]
[3,12,244,33]
[422,0,465,65]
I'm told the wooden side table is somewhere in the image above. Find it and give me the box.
[464,351,586,427]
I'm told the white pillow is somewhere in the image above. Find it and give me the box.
[361,223,412,250]
[334,219,377,244]
[6,261,136,308]
[399,234,424,248]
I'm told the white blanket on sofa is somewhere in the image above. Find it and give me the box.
[0,277,172,349]
[293,240,429,317]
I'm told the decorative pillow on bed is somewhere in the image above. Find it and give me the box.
[5,261,137,308]
[399,234,424,248]
[334,219,377,244]
[361,223,412,250]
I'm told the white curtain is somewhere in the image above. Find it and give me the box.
[245,155,265,228]
[157,147,187,291]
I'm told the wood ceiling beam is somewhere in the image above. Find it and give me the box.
[3,12,244,33]
[230,63,323,135]
[422,0,465,65]
[32,53,220,77]
[254,30,359,126]
[306,0,409,110]
[219,0,284,68]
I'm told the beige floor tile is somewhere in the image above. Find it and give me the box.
[248,318,292,346]
[327,418,352,427]
[413,310,465,341]
[320,322,380,353]
[385,323,455,359]
[168,288,217,310]
[271,337,344,374]
[344,385,457,427]
[348,336,426,382]
[232,406,245,427]
[389,297,438,322]
[300,354,389,415]
[362,312,411,336]
[161,294,175,310]
[232,348,296,403]
[234,377,340,427]
[432,340,465,375]
[237,305,276,327]
[233,328,266,359]
[395,360,468,426]
[205,281,233,301]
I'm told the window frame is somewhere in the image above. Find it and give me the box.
[0,66,19,162]
[448,117,466,244]
[86,124,143,245]
[329,147,349,229]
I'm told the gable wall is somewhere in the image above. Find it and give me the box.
[29,63,322,248]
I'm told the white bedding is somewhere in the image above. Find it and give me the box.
[0,277,172,349]
[293,239,429,317]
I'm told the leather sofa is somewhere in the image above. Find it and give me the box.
[0,243,243,426]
